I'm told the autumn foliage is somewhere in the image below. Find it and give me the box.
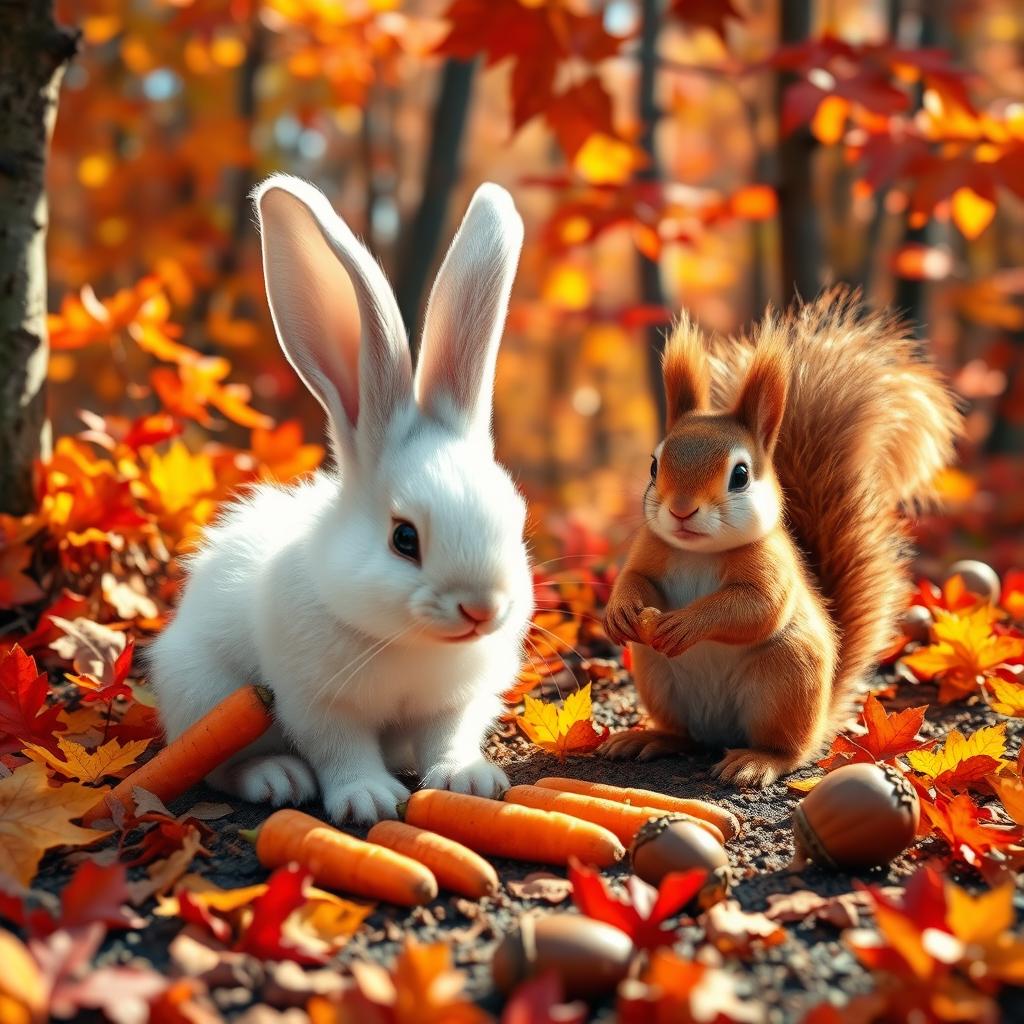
[1,0,1024,1021]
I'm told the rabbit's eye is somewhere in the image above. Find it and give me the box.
[728,463,750,492]
[650,456,658,481]
[391,520,420,564]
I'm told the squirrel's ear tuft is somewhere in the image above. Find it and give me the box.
[734,334,790,454]
[663,316,710,428]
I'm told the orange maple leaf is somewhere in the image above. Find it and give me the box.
[921,793,1022,866]
[819,694,928,771]
[902,607,1024,702]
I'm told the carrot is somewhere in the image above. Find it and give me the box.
[402,789,624,868]
[367,820,499,899]
[250,808,438,906]
[503,784,726,847]
[82,684,275,826]
[535,777,741,841]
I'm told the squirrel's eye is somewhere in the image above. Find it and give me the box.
[728,463,750,492]
[391,520,420,563]
[650,456,658,481]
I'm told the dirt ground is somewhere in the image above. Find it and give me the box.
[40,664,1024,1023]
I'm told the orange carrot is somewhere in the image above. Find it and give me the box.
[402,789,624,868]
[82,684,275,826]
[535,777,741,841]
[503,784,725,847]
[251,809,438,906]
[367,820,499,899]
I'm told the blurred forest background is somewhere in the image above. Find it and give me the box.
[3,0,1024,622]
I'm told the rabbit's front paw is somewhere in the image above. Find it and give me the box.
[323,774,410,825]
[422,757,508,798]
[229,754,318,805]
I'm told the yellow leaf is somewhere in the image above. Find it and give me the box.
[902,607,1024,702]
[951,186,996,240]
[542,264,591,313]
[811,95,850,144]
[0,763,108,885]
[573,133,645,186]
[787,776,821,794]
[24,735,151,785]
[905,724,1007,787]
[990,675,1024,716]
[516,683,608,760]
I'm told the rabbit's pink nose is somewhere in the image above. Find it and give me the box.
[669,504,699,522]
[459,601,497,624]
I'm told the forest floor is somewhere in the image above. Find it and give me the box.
[33,663,1024,1023]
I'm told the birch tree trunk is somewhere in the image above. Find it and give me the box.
[0,1,77,514]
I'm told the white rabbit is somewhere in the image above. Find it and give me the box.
[148,175,534,825]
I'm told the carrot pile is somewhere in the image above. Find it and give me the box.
[82,683,276,826]
[535,776,742,841]
[250,809,438,906]
[502,784,726,846]
[402,789,625,867]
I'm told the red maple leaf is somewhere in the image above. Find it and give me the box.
[6,861,144,937]
[569,859,703,950]
[0,644,65,755]
[922,794,1023,867]
[236,864,326,965]
[819,694,928,771]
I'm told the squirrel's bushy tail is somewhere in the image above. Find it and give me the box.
[708,288,962,731]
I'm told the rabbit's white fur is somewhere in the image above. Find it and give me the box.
[149,175,533,825]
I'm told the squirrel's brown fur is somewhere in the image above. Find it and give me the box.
[602,289,962,785]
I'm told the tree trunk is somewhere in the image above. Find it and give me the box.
[637,0,668,429]
[0,1,77,515]
[777,1,821,304]
[394,58,476,350]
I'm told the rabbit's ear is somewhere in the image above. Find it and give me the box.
[415,183,524,435]
[255,174,411,460]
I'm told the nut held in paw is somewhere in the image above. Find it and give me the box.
[791,762,920,870]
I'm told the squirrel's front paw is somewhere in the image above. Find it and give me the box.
[600,728,690,761]
[650,613,696,658]
[323,774,410,825]
[422,757,508,798]
[605,600,652,646]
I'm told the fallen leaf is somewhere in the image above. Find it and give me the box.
[905,724,1007,790]
[570,859,702,950]
[516,684,609,760]
[989,774,1024,826]
[506,873,573,904]
[921,793,1023,866]
[24,735,151,785]
[0,763,108,885]
[0,927,46,1024]
[0,646,65,756]
[701,899,786,958]
[820,694,928,771]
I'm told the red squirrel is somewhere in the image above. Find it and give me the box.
[602,290,962,786]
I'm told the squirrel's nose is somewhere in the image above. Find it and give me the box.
[669,504,700,522]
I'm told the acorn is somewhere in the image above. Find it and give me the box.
[899,604,933,644]
[945,560,1001,604]
[491,913,634,998]
[792,762,919,870]
[630,815,730,909]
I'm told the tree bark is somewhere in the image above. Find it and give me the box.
[0,1,77,514]
[637,0,668,429]
[777,1,821,304]
[394,58,476,350]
